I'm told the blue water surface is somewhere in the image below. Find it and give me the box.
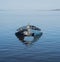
[0,10,60,62]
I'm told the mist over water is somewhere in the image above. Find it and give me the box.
[0,10,60,62]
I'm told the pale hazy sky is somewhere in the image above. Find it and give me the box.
[0,0,60,10]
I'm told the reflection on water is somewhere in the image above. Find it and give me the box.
[15,32,43,46]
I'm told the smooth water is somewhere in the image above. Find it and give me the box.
[0,10,60,62]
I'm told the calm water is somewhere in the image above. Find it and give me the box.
[0,10,60,62]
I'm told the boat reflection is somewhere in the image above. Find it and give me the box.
[15,32,43,46]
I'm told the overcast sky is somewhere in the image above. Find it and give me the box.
[0,0,60,10]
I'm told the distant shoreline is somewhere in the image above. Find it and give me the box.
[51,9,60,11]
[0,9,60,11]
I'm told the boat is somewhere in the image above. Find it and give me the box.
[15,24,43,45]
[15,25,42,36]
